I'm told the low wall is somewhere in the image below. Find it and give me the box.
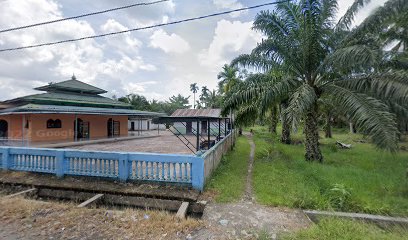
[0,147,204,191]
[201,131,237,183]
[0,131,237,192]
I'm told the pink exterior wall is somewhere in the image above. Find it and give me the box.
[0,114,128,142]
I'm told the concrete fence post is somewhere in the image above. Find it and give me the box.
[1,148,10,170]
[119,153,129,182]
[55,150,65,178]
[192,157,204,191]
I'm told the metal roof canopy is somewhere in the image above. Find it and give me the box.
[153,115,232,154]
[152,116,227,124]
[171,108,222,118]
[0,104,165,117]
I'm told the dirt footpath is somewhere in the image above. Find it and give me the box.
[192,134,311,239]
[192,203,311,239]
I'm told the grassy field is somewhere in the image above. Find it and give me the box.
[251,125,408,216]
[281,218,408,240]
[205,136,250,202]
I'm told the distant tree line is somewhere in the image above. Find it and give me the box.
[113,94,190,116]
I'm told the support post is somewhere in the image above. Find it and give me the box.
[112,116,114,137]
[218,118,221,141]
[191,156,204,191]
[196,121,200,151]
[118,153,129,181]
[138,118,141,136]
[207,119,210,150]
[1,148,10,170]
[224,118,227,137]
[55,150,65,178]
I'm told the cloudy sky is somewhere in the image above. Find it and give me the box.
[0,0,387,104]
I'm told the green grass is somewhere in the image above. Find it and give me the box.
[205,136,250,202]
[251,125,408,216]
[281,218,408,240]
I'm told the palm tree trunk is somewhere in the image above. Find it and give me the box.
[304,103,323,162]
[270,106,278,134]
[324,112,332,138]
[193,93,196,109]
[280,102,291,144]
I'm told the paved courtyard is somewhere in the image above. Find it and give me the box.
[68,130,199,155]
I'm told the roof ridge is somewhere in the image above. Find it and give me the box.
[34,79,107,94]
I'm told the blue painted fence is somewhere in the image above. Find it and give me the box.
[0,132,235,191]
[0,147,204,191]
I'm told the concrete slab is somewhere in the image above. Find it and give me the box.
[67,131,197,155]
[304,210,408,227]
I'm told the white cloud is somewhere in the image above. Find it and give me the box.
[100,19,142,53]
[0,0,156,100]
[149,29,190,54]
[199,19,262,72]
[337,0,388,26]
[213,0,243,9]
[212,0,245,18]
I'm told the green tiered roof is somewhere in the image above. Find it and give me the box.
[4,77,132,109]
[35,79,107,94]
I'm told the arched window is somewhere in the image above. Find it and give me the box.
[54,119,62,128]
[47,119,62,129]
[47,119,54,128]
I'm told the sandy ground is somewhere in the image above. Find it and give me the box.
[68,131,199,155]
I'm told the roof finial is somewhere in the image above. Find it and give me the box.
[71,73,76,80]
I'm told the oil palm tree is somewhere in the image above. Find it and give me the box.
[225,0,408,162]
[190,83,199,109]
[217,64,240,94]
[224,71,292,143]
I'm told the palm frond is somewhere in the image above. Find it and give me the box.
[336,71,408,106]
[346,0,408,42]
[231,53,276,72]
[323,44,381,72]
[336,0,372,31]
[284,83,317,129]
[234,102,259,127]
[323,84,398,151]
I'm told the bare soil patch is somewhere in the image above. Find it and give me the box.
[0,197,201,240]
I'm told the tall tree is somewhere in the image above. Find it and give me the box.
[224,71,291,143]
[118,94,150,111]
[207,89,222,109]
[225,0,408,162]
[200,86,210,108]
[217,64,240,94]
[190,83,199,109]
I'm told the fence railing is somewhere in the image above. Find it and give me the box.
[0,147,204,190]
[0,132,235,191]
